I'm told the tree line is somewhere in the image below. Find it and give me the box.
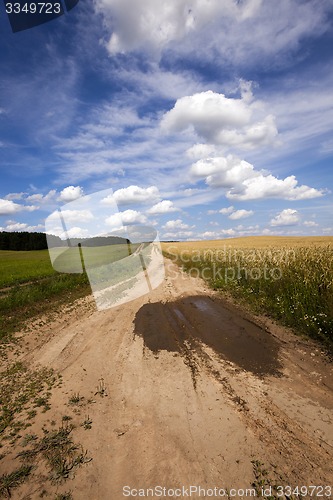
[0,232,130,251]
[0,231,51,251]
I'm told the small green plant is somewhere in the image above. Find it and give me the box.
[68,393,83,406]
[0,464,33,498]
[34,397,48,407]
[81,416,92,430]
[21,434,38,447]
[95,378,107,397]
[251,460,303,500]
[27,410,37,420]
[54,492,73,500]
[17,422,91,482]
[0,362,55,438]
[252,460,275,498]
[61,415,72,422]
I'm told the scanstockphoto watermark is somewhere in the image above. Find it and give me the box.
[165,260,283,284]
[165,244,293,283]
[183,263,283,283]
[123,485,277,497]
[166,246,297,266]
[45,188,165,311]
[123,485,333,498]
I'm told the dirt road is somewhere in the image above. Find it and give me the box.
[4,259,333,499]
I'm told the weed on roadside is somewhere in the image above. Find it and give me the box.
[0,464,33,498]
[54,492,73,500]
[68,393,84,406]
[17,421,92,483]
[20,434,38,447]
[95,378,108,397]
[251,460,303,499]
[81,416,92,430]
[0,362,56,440]
[61,415,72,423]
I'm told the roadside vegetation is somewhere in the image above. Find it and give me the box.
[163,238,333,351]
[0,360,93,498]
[0,361,59,440]
[0,249,90,343]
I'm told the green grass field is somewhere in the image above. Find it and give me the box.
[0,250,57,289]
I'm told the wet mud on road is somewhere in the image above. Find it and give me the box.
[134,295,282,379]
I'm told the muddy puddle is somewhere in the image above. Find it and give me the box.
[134,295,282,378]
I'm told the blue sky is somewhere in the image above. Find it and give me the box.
[0,0,333,241]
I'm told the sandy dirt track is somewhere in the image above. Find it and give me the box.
[5,259,333,499]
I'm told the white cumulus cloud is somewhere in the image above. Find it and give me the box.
[186,144,216,160]
[105,209,147,228]
[64,227,90,239]
[229,209,254,220]
[202,228,236,239]
[147,200,178,215]
[163,219,190,230]
[5,222,44,232]
[58,186,84,203]
[191,155,325,201]
[112,185,160,205]
[270,209,300,227]
[26,190,57,204]
[0,199,22,215]
[49,209,94,224]
[228,173,324,201]
[163,230,194,240]
[219,206,235,215]
[161,89,277,149]
[5,222,29,231]
[0,199,38,215]
[4,192,26,201]
[303,220,318,227]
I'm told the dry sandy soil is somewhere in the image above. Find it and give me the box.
[1,258,333,499]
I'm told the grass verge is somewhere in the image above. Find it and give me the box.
[0,273,90,344]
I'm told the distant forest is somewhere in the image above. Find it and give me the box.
[0,232,130,251]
